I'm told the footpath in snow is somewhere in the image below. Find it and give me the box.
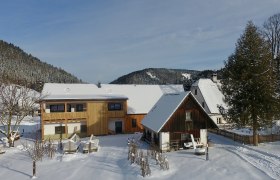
[210,133,280,180]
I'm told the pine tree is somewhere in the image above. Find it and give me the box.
[222,21,280,146]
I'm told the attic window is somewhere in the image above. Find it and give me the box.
[186,111,192,121]
[195,89,197,95]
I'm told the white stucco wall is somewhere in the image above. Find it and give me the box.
[67,122,85,134]
[209,114,226,124]
[200,129,208,145]
[44,122,86,135]
[190,86,211,114]
[108,119,124,132]
[160,132,170,152]
[44,123,63,135]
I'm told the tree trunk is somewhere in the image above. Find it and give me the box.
[33,161,36,177]
[8,138,12,147]
[253,121,258,146]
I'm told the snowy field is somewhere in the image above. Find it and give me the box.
[228,120,280,136]
[0,131,279,180]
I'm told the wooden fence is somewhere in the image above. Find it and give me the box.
[209,129,280,144]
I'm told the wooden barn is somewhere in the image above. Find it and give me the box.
[141,92,217,152]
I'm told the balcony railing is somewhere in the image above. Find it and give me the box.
[42,112,87,120]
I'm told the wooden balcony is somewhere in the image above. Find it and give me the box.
[107,111,126,118]
[42,112,88,120]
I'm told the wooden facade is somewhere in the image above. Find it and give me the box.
[125,114,146,133]
[41,99,127,140]
[160,95,216,141]
[142,93,217,148]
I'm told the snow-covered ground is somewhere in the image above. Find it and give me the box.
[0,116,41,141]
[0,132,279,180]
[228,120,280,135]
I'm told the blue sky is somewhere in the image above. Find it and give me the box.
[1,0,280,83]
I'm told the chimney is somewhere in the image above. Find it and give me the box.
[97,81,101,88]
[212,73,217,83]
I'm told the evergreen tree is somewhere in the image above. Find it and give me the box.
[222,21,280,146]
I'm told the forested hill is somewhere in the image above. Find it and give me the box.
[110,68,221,85]
[0,40,83,91]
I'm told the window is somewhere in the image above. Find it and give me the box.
[108,103,122,111]
[76,104,84,112]
[186,111,192,121]
[80,125,87,133]
[132,119,137,128]
[50,104,65,112]
[195,89,197,95]
[202,102,205,108]
[55,126,65,134]
[217,118,221,124]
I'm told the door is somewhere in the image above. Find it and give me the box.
[115,121,122,134]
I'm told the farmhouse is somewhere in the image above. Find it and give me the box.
[40,83,184,139]
[190,75,228,127]
[141,92,217,152]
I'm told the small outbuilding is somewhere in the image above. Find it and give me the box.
[141,91,217,152]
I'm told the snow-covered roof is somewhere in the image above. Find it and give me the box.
[41,83,127,101]
[100,84,163,114]
[100,84,184,114]
[42,83,102,95]
[41,83,185,114]
[159,85,184,94]
[141,92,191,133]
[192,79,227,114]
[42,94,128,100]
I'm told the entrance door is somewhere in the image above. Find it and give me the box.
[115,121,122,134]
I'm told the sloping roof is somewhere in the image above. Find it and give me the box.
[192,79,227,114]
[141,92,191,133]
[159,85,184,94]
[100,84,163,114]
[42,83,100,95]
[41,83,127,100]
[41,83,185,114]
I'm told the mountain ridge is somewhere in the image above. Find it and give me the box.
[0,40,83,91]
[110,68,221,88]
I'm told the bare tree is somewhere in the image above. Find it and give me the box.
[263,13,280,73]
[22,132,45,178]
[0,82,42,147]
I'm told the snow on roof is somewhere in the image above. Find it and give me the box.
[101,84,184,114]
[42,83,101,95]
[43,94,128,100]
[41,83,185,114]
[41,83,127,101]
[141,92,191,133]
[159,85,184,94]
[101,84,163,114]
[192,79,227,114]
